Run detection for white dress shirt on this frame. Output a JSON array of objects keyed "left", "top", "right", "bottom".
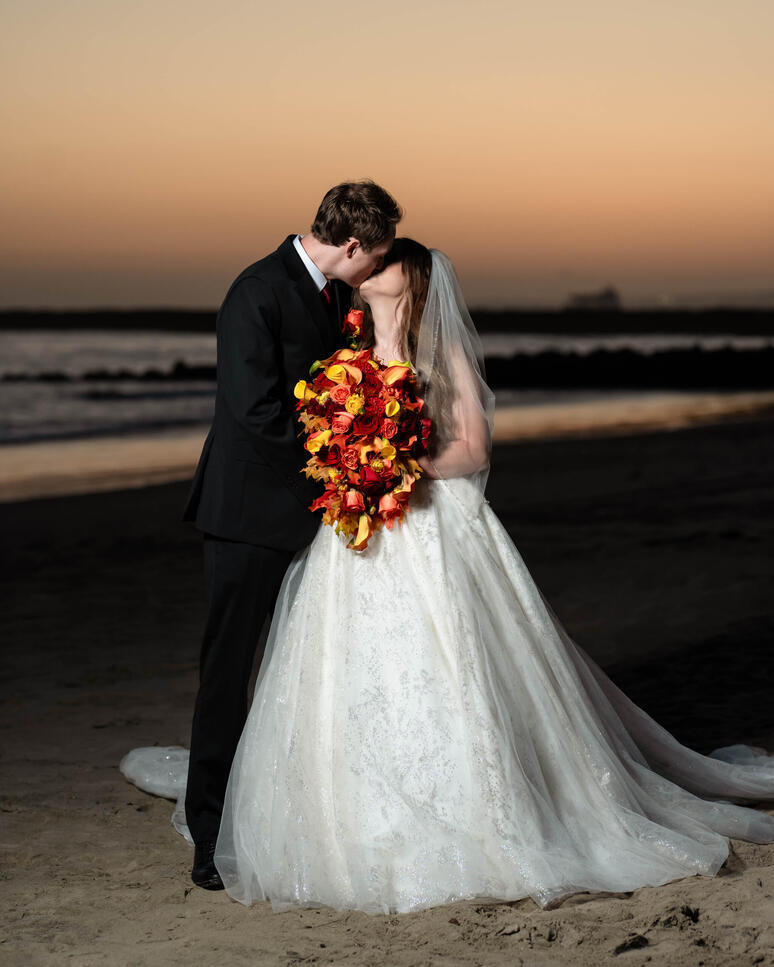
[{"left": 293, "top": 234, "right": 328, "bottom": 292}]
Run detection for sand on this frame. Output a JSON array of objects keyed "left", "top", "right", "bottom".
[
  {"left": 2, "top": 415, "right": 774, "bottom": 966},
  {"left": 3, "top": 390, "right": 774, "bottom": 503}
]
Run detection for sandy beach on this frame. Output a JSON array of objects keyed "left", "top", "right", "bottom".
[{"left": 2, "top": 414, "right": 774, "bottom": 966}]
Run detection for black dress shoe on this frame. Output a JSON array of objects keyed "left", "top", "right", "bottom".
[{"left": 191, "top": 840, "right": 225, "bottom": 891}]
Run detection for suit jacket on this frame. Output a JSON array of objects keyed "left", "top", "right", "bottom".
[{"left": 183, "top": 235, "right": 350, "bottom": 549}]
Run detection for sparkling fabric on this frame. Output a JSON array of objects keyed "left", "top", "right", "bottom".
[{"left": 210, "top": 476, "right": 774, "bottom": 914}]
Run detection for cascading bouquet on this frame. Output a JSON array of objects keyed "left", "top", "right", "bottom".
[{"left": 294, "top": 311, "right": 431, "bottom": 550}]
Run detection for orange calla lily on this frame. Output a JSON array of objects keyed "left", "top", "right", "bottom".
[
  {"left": 339, "top": 363, "right": 363, "bottom": 384},
  {"left": 352, "top": 513, "right": 372, "bottom": 550},
  {"left": 357, "top": 440, "right": 375, "bottom": 463},
  {"left": 382, "top": 363, "right": 412, "bottom": 386}
]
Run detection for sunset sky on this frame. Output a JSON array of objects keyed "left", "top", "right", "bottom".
[{"left": 2, "top": 0, "right": 773, "bottom": 309}]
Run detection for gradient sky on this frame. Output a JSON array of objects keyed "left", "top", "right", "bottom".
[{"left": 2, "top": 0, "right": 773, "bottom": 308}]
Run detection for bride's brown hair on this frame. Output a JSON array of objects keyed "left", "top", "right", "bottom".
[
  {"left": 352, "top": 237, "right": 432, "bottom": 365},
  {"left": 354, "top": 237, "right": 454, "bottom": 453}
]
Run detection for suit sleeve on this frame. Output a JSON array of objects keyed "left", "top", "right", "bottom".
[{"left": 217, "top": 276, "right": 320, "bottom": 506}]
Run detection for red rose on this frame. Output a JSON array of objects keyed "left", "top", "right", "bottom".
[
  {"left": 343, "top": 308, "right": 363, "bottom": 340},
  {"left": 358, "top": 466, "right": 384, "bottom": 496},
  {"left": 320, "top": 444, "right": 341, "bottom": 466},
  {"left": 354, "top": 412, "right": 381, "bottom": 436},
  {"left": 380, "top": 418, "right": 397, "bottom": 439},
  {"left": 342, "top": 446, "right": 360, "bottom": 470}
]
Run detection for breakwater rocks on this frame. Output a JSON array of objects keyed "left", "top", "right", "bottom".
[{"left": 4, "top": 346, "right": 774, "bottom": 390}]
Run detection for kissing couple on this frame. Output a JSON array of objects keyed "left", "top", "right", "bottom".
[{"left": 127, "top": 180, "right": 774, "bottom": 915}]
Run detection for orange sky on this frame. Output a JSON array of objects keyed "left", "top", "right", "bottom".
[{"left": 1, "top": 0, "right": 773, "bottom": 308}]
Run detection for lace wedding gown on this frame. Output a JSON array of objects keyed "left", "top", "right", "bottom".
[
  {"left": 192, "top": 472, "right": 773, "bottom": 915},
  {"left": 122, "top": 246, "right": 774, "bottom": 913}
]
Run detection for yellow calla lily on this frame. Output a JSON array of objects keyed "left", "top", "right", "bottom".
[
  {"left": 384, "top": 398, "right": 400, "bottom": 417},
  {"left": 379, "top": 441, "right": 396, "bottom": 461},
  {"left": 325, "top": 364, "right": 348, "bottom": 383},
  {"left": 294, "top": 379, "right": 317, "bottom": 402},
  {"left": 306, "top": 429, "right": 332, "bottom": 453}
]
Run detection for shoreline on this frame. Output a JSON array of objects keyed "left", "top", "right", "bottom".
[{"left": 2, "top": 389, "right": 774, "bottom": 503}]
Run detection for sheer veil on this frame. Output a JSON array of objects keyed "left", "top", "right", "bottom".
[{"left": 415, "top": 250, "right": 495, "bottom": 496}]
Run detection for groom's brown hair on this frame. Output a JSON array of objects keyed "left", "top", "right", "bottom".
[{"left": 311, "top": 181, "right": 402, "bottom": 252}]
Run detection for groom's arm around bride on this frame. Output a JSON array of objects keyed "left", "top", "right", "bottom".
[{"left": 181, "top": 181, "right": 402, "bottom": 889}]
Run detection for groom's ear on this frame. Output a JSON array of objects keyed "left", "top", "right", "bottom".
[{"left": 343, "top": 238, "right": 361, "bottom": 259}]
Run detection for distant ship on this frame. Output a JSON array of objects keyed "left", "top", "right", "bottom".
[{"left": 565, "top": 286, "right": 622, "bottom": 311}]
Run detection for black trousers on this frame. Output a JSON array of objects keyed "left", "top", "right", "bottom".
[{"left": 185, "top": 534, "right": 295, "bottom": 845}]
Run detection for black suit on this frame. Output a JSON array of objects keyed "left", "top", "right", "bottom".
[{"left": 183, "top": 235, "right": 348, "bottom": 845}]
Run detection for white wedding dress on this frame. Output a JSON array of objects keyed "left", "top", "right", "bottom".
[
  {"left": 204, "top": 474, "right": 774, "bottom": 914},
  {"left": 122, "top": 250, "right": 774, "bottom": 914}
]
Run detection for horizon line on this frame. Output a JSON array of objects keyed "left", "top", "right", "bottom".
[{"left": 1, "top": 303, "right": 774, "bottom": 315}]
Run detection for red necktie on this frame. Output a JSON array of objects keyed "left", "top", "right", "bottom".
[{"left": 321, "top": 282, "right": 332, "bottom": 305}]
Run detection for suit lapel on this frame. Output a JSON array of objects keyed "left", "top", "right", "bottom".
[{"left": 276, "top": 235, "right": 333, "bottom": 352}]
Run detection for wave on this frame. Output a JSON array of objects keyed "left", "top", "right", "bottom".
[
  {"left": 0, "top": 416, "right": 212, "bottom": 447},
  {"left": 2, "top": 362, "right": 217, "bottom": 383}
]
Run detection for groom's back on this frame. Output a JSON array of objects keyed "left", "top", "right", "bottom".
[{"left": 182, "top": 235, "right": 340, "bottom": 550}]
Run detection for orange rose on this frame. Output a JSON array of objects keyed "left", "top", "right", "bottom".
[
  {"left": 380, "top": 418, "right": 397, "bottom": 439},
  {"left": 342, "top": 446, "right": 360, "bottom": 470},
  {"left": 331, "top": 410, "right": 355, "bottom": 434},
  {"left": 343, "top": 489, "right": 365, "bottom": 513},
  {"left": 378, "top": 492, "right": 404, "bottom": 528},
  {"left": 330, "top": 384, "right": 351, "bottom": 405}
]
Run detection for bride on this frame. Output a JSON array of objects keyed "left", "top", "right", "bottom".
[{"left": 124, "top": 239, "right": 774, "bottom": 915}]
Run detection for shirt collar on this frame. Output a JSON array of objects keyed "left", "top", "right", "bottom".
[{"left": 293, "top": 234, "right": 328, "bottom": 292}]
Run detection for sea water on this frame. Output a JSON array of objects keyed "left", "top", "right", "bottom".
[{"left": 2, "top": 330, "right": 773, "bottom": 446}]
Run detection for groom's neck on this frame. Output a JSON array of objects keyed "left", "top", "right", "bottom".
[{"left": 299, "top": 233, "right": 336, "bottom": 280}]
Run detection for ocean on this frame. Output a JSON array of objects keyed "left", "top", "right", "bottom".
[{"left": 2, "top": 329, "right": 773, "bottom": 446}]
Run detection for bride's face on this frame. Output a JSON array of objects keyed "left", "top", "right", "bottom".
[{"left": 358, "top": 261, "right": 407, "bottom": 303}]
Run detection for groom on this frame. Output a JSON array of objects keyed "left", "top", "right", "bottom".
[{"left": 182, "top": 181, "right": 402, "bottom": 890}]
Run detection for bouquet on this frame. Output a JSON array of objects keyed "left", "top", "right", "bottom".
[{"left": 294, "top": 319, "right": 431, "bottom": 550}]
